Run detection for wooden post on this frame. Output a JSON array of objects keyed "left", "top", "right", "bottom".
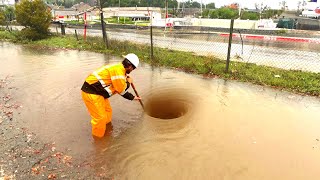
[{"left": 225, "top": 19, "right": 234, "bottom": 73}]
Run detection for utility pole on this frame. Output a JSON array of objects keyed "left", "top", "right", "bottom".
[
  {"left": 165, "top": 0, "right": 168, "bottom": 31},
  {"left": 165, "top": 0, "right": 168, "bottom": 18}
]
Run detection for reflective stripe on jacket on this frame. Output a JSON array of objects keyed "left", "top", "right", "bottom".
[{"left": 81, "top": 63, "right": 130, "bottom": 99}]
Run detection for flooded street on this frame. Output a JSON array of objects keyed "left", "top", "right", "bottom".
[{"left": 1, "top": 42, "right": 320, "bottom": 179}]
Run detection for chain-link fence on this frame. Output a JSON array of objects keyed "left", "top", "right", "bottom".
[
  {"left": 229, "top": 27, "right": 320, "bottom": 73},
  {"left": 119, "top": 24, "right": 319, "bottom": 73},
  {"left": 59, "top": 21, "right": 320, "bottom": 73}
]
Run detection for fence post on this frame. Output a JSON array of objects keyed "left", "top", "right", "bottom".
[
  {"left": 150, "top": 25, "right": 154, "bottom": 63},
  {"left": 84, "top": 12, "right": 87, "bottom": 41},
  {"left": 75, "top": 29, "right": 79, "bottom": 41},
  {"left": 98, "top": 1, "right": 108, "bottom": 49},
  {"left": 60, "top": 23, "right": 66, "bottom": 35},
  {"left": 225, "top": 18, "right": 234, "bottom": 73}
]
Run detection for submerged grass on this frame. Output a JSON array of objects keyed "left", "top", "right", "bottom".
[{"left": 1, "top": 30, "right": 319, "bottom": 97}]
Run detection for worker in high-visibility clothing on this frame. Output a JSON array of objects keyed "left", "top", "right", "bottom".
[{"left": 81, "top": 53, "right": 141, "bottom": 138}]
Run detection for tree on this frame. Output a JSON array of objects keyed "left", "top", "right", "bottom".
[
  {"left": 202, "top": 9, "right": 210, "bottom": 17},
  {"left": 302, "top": 0, "right": 307, "bottom": 7},
  {"left": 206, "top": 3, "right": 215, "bottom": 9},
  {"left": 209, "top": 7, "right": 238, "bottom": 19},
  {"left": 297, "top": 1, "right": 302, "bottom": 11},
  {"left": 209, "top": 9, "right": 219, "bottom": 18},
  {"left": 0, "top": 9, "right": 5, "bottom": 25},
  {"left": 0, "top": 6, "right": 15, "bottom": 26},
  {"left": 4, "top": 6, "right": 15, "bottom": 22},
  {"left": 15, "top": 0, "right": 52, "bottom": 40},
  {"left": 262, "top": 9, "right": 283, "bottom": 19},
  {"left": 219, "top": 7, "right": 238, "bottom": 19},
  {"left": 280, "top": 1, "right": 287, "bottom": 10},
  {"left": 241, "top": 11, "right": 259, "bottom": 20},
  {"left": 183, "top": 0, "right": 200, "bottom": 8}
]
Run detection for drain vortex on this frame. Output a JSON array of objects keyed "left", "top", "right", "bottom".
[{"left": 144, "top": 92, "right": 188, "bottom": 120}]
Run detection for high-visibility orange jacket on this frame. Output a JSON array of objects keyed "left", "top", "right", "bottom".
[{"left": 81, "top": 63, "right": 134, "bottom": 100}]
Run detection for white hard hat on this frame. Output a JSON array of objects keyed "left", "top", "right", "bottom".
[{"left": 124, "top": 53, "right": 139, "bottom": 68}]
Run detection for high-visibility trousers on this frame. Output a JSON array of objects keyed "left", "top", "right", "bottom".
[{"left": 81, "top": 91, "right": 112, "bottom": 138}]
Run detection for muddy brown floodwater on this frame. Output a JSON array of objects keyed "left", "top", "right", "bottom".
[{"left": 1, "top": 41, "right": 320, "bottom": 179}]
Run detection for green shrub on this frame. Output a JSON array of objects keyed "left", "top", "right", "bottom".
[
  {"left": 0, "top": 9, "right": 5, "bottom": 25},
  {"left": 15, "top": 0, "right": 52, "bottom": 40},
  {"left": 18, "top": 28, "right": 48, "bottom": 41},
  {"left": 275, "top": 29, "right": 287, "bottom": 35}
]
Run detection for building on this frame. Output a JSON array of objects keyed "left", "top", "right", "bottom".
[{"left": 0, "top": 0, "right": 14, "bottom": 6}]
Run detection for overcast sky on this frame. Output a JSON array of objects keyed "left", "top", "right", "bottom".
[{"left": 186, "top": 0, "right": 320, "bottom": 10}]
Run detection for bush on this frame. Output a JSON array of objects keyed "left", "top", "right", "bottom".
[
  {"left": 18, "top": 28, "right": 48, "bottom": 41},
  {"left": 15, "top": 0, "right": 52, "bottom": 40},
  {"left": 0, "top": 9, "right": 5, "bottom": 25},
  {"left": 4, "top": 6, "right": 15, "bottom": 22},
  {"left": 275, "top": 29, "right": 287, "bottom": 35}
]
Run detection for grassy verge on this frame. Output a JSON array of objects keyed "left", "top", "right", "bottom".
[{"left": 0, "top": 30, "right": 319, "bottom": 97}]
